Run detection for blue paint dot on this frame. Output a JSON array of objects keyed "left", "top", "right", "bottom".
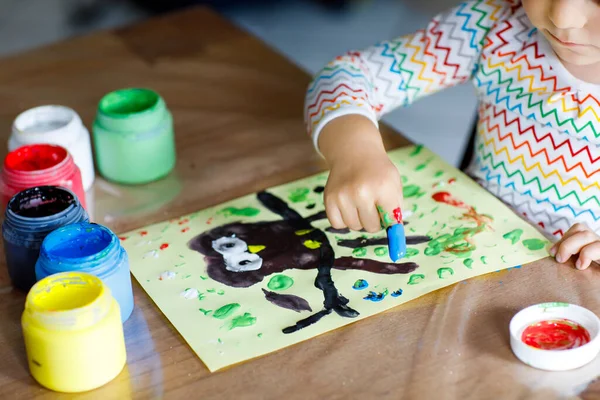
[
  {"left": 363, "top": 291, "right": 387, "bottom": 302},
  {"left": 352, "top": 279, "right": 369, "bottom": 290},
  {"left": 391, "top": 289, "right": 403, "bottom": 297}
]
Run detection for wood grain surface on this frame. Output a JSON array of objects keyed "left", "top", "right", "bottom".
[{"left": 0, "top": 7, "right": 598, "bottom": 400}]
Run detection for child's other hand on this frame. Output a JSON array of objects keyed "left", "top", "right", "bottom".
[
  {"left": 318, "top": 115, "right": 403, "bottom": 233},
  {"left": 550, "top": 223, "right": 600, "bottom": 270}
]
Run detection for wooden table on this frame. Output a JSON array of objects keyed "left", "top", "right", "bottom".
[{"left": 0, "top": 7, "right": 599, "bottom": 400}]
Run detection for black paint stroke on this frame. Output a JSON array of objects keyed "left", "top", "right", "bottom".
[
  {"left": 282, "top": 309, "right": 332, "bottom": 334},
  {"left": 262, "top": 289, "right": 312, "bottom": 313}
]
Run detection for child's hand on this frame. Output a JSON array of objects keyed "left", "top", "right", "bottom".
[
  {"left": 318, "top": 115, "right": 403, "bottom": 233},
  {"left": 550, "top": 223, "right": 600, "bottom": 270}
]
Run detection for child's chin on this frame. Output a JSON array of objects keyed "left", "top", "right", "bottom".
[{"left": 553, "top": 46, "right": 600, "bottom": 67}]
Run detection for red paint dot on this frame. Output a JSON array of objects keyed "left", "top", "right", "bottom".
[
  {"left": 160, "top": 243, "right": 169, "bottom": 250},
  {"left": 181, "top": 227, "right": 190, "bottom": 233},
  {"left": 178, "top": 219, "right": 189, "bottom": 225},
  {"left": 140, "top": 231, "right": 148, "bottom": 236},
  {"left": 119, "top": 236, "right": 127, "bottom": 241},
  {"left": 448, "top": 178, "right": 456, "bottom": 184},
  {"left": 206, "top": 217, "right": 213, "bottom": 225}
]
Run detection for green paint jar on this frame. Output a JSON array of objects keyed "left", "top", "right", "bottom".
[{"left": 93, "top": 88, "right": 176, "bottom": 184}]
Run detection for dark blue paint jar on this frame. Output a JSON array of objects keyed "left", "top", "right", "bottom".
[
  {"left": 35, "top": 222, "right": 134, "bottom": 323},
  {"left": 2, "top": 186, "right": 88, "bottom": 291}
]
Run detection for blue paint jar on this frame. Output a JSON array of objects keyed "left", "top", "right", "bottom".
[
  {"left": 2, "top": 186, "right": 88, "bottom": 291},
  {"left": 35, "top": 222, "right": 134, "bottom": 323}
]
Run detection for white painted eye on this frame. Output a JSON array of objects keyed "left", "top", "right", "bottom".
[
  {"left": 224, "top": 252, "right": 263, "bottom": 272},
  {"left": 212, "top": 236, "right": 247, "bottom": 255}
]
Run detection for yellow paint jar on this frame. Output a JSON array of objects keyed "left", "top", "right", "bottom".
[{"left": 21, "top": 272, "right": 126, "bottom": 393}]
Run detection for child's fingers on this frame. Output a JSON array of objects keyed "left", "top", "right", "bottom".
[
  {"left": 358, "top": 203, "right": 380, "bottom": 233},
  {"left": 338, "top": 196, "right": 362, "bottom": 231},
  {"left": 550, "top": 223, "right": 588, "bottom": 256},
  {"left": 576, "top": 242, "right": 600, "bottom": 270},
  {"left": 324, "top": 197, "right": 345, "bottom": 229},
  {"left": 555, "top": 230, "right": 598, "bottom": 263}
]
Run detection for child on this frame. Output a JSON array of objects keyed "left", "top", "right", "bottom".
[{"left": 304, "top": 0, "right": 600, "bottom": 269}]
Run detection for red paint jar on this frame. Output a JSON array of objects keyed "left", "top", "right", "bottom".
[{"left": 0, "top": 145, "right": 86, "bottom": 209}]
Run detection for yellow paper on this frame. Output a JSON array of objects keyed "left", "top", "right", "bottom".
[{"left": 122, "top": 145, "right": 549, "bottom": 372}]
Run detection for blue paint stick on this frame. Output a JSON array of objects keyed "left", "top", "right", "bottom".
[
  {"left": 388, "top": 207, "right": 407, "bottom": 262},
  {"left": 378, "top": 205, "right": 407, "bottom": 262},
  {"left": 387, "top": 223, "right": 407, "bottom": 262}
]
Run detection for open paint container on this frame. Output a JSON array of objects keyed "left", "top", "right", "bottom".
[{"left": 510, "top": 303, "right": 600, "bottom": 371}]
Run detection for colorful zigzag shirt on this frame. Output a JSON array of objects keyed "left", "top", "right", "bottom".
[{"left": 304, "top": 0, "right": 600, "bottom": 238}]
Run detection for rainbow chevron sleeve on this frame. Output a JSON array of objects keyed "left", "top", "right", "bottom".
[{"left": 304, "top": 0, "right": 511, "bottom": 149}]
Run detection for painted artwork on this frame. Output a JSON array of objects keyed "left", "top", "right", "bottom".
[{"left": 121, "top": 145, "right": 549, "bottom": 372}]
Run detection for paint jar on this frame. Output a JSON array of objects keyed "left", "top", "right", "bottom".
[
  {"left": 0, "top": 144, "right": 87, "bottom": 210},
  {"left": 93, "top": 88, "right": 176, "bottom": 184},
  {"left": 9, "top": 105, "right": 95, "bottom": 191},
  {"left": 2, "top": 186, "right": 89, "bottom": 291},
  {"left": 35, "top": 222, "right": 134, "bottom": 323},
  {"left": 22, "top": 272, "right": 126, "bottom": 393},
  {"left": 510, "top": 302, "right": 600, "bottom": 371}
]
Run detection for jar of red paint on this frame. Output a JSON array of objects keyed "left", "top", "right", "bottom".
[{"left": 0, "top": 144, "right": 86, "bottom": 209}]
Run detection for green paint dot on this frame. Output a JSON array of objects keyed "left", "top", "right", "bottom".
[
  {"left": 258, "top": 333, "right": 263, "bottom": 338},
  {"left": 463, "top": 258, "right": 474, "bottom": 269},
  {"left": 480, "top": 256, "right": 488, "bottom": 265},
  {"left": 403, "top": 184, "right": 422, "bottom": 198},
  {"left": 220, "top": 207, "right": 260, "bottom": 217},
  {"left": 289, "top": 188, "right": 310, "bottom": 203},
  {"left": 522, "top": 238, "right": 547, "bottom": 251},
  {"left": 207, "top": 288, "right": 216, "bottom": 293},
  {"left": 200, "top": 275, "right": 208, "bottom": 280},
  {"left": 267, "top": 275, "right": 294, "bottom": 291},
  {"left": 503, "top": 229, "right": 523, "bottom": 245},
  {"left": 213, "top": 303, "right": 240, "bottom": 319},
  {"left": 408, "top": 274, "right": 425, "bottom": 285},
  {"left": 437, "top": 267, "right": 454, "bottom": 279},
  {"left": 410, "top": 144, "right": 423, "bottom": 156},
  {"left": 405, "top": 248, "right": 419, "bottom": 258},
  {"left": 353, "top": 247, "right": 367, "bottom": 257},
  {"left": 434, "top": 170, "right": 444, "bottom": 178},
  {"left": 228, "top": 312, "right": 257, "bottom": 330},
  {"left": 217, "top": 289, "right": 225, "bottom": 295},
  {"left": 374, "top": 247, "right": 388, "bottom": 257},
  {"left": 199, "top": 308, "right": 212, "bottom": 316},
  {"left": 401, "top": 176, "right": 408, "bottom": 184}
]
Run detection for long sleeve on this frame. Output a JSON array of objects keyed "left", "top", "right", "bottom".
[{"left": 304, "top": 0, "right": 513, "bottom": 150}]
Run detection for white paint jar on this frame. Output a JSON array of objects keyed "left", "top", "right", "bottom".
[{"left": 9, "top": 105, "right": 95, "bottom": 191}]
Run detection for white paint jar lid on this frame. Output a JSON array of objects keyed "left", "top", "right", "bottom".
[
  {"left": 10, "top": 105, "right": 95, "bottom": 191},
  {"left": 509, "top": 303, "right": 600, "bottom": 371}
]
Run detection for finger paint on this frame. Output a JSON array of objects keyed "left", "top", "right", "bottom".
[
  {"left": 35, "top": 222, "right": 134, "bottom": 323},
  {"left": 10, "top": 105, "right": 95, "bottom": 191},
  {"left": 0, "top": 144, "right": 86, "bottom": 209},
  {"left": 2, "top": 186, "right": 88, "bottom": 291},
  {"left": 22, "top": 272, "right": 126, "bottom": 392},
  {"left": 522, "top": 319, "right": 591, "bottom": 350},
  {"left": 93, "top": 88, "right": 176, "bottom": 185}
]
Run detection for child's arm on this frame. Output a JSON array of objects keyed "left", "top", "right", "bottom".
[
  {"left": 305, "top": 0, "right": 513, "bottom": 232},
  {"left": 551, "top": 224, "right": 600, "bottom": 270}
]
